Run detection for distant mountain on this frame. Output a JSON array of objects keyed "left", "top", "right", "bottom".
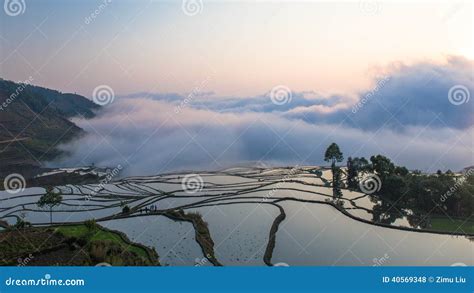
[{"left": 0, "top": 78, "right": 99, "bottom": 176}]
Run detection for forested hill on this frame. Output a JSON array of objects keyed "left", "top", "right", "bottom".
[{"left": 0, "top": 78, "right": 99, "bottom": 176}]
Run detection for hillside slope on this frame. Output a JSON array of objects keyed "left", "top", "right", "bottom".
[{"left": 0, "top": 79, "right": 99, "bottom": 176}]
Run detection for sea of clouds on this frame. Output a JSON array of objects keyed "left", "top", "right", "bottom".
[{"left": 53, "top": 56, "right": 473, "bottom": 176}]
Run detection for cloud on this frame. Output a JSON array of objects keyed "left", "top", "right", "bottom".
[
  {"left": 282, "top": 56, "right": 473, "bottom": 131},
  {"left": 52, "top": 57, "right": 473, "bottom": 175},
  {"left": 120, "top": 90, "right": 352, "bottom": 115},
  {"left": 119, "top": 56, "right": 473, "bottom": 131},
  {"left": 341, "top": 55, "right": 474, "bottom": 130}
]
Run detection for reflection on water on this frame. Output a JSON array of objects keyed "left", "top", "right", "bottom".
[
  {"left": 271, "top": 201, "right": 473, "bottom": 266},
  {"left": 102, "top": 216, "right": 207, "bottom": 266},
  {"left": 1, "top": 166, "right": 472, "bottom": 266},
  {"left": 189, "top": 204, "right": 279, "bottom": 266}
]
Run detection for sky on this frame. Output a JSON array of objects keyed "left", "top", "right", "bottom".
[
  {"left": 0, "top": 0, "right": 473, "bottom": 174},
  {"left": 1, "top": 0, "right": 472, "bottom": 97},
  {"left": 56, "top": 55, "right": 473, "bottom": 175}
]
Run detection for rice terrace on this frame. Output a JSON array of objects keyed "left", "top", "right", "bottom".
[{"left": 1, "top": 149, "right": 472, "bottom": 266}]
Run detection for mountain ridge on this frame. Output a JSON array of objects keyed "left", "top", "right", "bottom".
[{"left": 0, "top": 78, "right": 99, "bottom": 177}]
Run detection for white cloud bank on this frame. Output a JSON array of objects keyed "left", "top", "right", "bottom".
[{"left": 52, "top": 57, "right": 474, "bottom": 176}]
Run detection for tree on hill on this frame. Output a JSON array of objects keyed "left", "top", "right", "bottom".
[
  {"left": 347, "top": 157, "right": 356, "bottom": 189},
  {"left": 324, "top": 143, "right": 344, "bottom": 200},
  {"left": 347, "top": 157, "right": 370, "bottom": 190},
  {"left": 394, "top": 166, "right": 409, "bottom": 176},
  {"left": 324, "top": 143, "right": 344, "bottom": 166},
  {"left": 369, "top": 155, "right": 395, "bottom": 180},
  {"left": 37, "top": 187, "right": 63, "bottom": 225},
  {"left": 333, "top": 167, "right": 343, "bottom": 199}
]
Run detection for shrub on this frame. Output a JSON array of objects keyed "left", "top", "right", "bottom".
[
  {"left": 13, "top": 218, "right": 31, "bottom": 229},
  {"left": 84, "top": 219, "right": 97, "bottom": 230},
  {"left": 122, "top": 205, "right": 131, "bottom": 214}
]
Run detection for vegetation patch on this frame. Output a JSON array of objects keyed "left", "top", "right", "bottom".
[
  {"left": 0, "top": 222, "right": 159, "bottom": 266},
  {"left": 263, "top": 204, "right": 286, "bottom": 266},
  {"left": 165, "top": 209, "right": 222, "bottom": 266},
  {"left": 430, "top": 217, "right": 474, "bottom": 234}
]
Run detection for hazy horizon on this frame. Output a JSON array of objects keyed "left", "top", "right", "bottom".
[
  {"left": 1, "top": 0, "right": 473, "bottom": 175},
  {"left": 1, "top": 0, "right": 473, "bottom": 97}
]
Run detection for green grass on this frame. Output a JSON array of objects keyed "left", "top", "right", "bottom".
[
  {"left": 430, "top": 217, "right": 474, "bottom": 234},
  {"left": 55, "top": 225, "right": 149, "bottom": 259}
]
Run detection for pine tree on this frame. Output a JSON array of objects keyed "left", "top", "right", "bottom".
[{"left": 324, "top": 143, "right": 344, "bottom": 200}]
